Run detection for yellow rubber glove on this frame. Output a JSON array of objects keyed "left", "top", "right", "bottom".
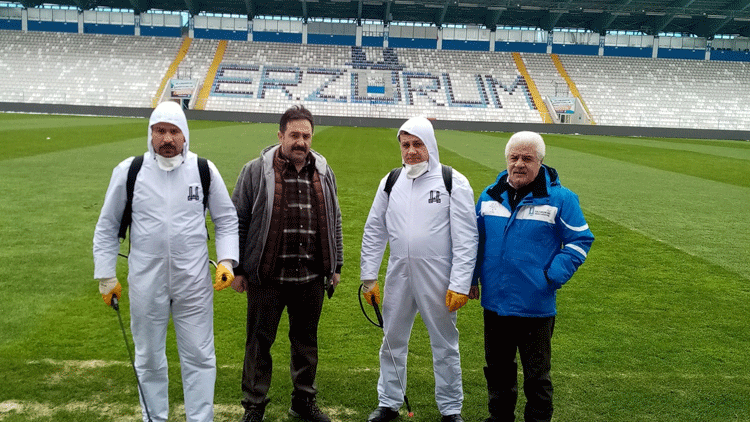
[
  {"left": 213, "top": 260, "right": 235, "bottom": 291},
  {"left": 445, "top": 289, "right": 468, "bottom": 312},
  {"left": 99, "top": 277, "right": 122, "bottom": 307},
  {"left": 362, "top": 280, "right": 381, "bottom": 305}
]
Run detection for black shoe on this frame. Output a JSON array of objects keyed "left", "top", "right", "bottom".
[
  {"left": 483, "top": 417, "right": 501, "bottom": 422},
  {"left": 441, "top": 414, "right": 464, "bottom": 422},
  {"left": 367, "top": 406, "right": 400, "bottom": 422},
  {"left": 240, "top": 406, "right": 265, "bottom": 422},
  {"left": 289, "top": 396, "right": 331, "bottom": 422}
]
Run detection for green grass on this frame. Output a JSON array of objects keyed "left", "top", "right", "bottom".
[
  {"left": 0, "top": 113, "right": 748, "bottom": 421},
  {"left": 0, "top": 113, "right": 242, "bottom": 161}
]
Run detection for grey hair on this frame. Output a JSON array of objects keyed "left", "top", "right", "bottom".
[{"left": 505, "top": 131, "right": 546, "bottom": 161}]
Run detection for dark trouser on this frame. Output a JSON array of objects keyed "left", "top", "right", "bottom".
[
  {"left": 483, "top": 310, "right": 555, "bottom": 422},
  {"left": 241, "top": 277, "right": 325, "bottom": 410}
]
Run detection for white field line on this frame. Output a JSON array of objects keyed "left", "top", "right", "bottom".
[
  {"left": 29, "top": 357, "right": 244, "bottom": 370},
  {"left": 1, "top": 360, "right": 358, "bottom": 421},
  {"left": 0, "top": 399, "right": 141, "bottom": 421},
  {"left": 1, "top": 400, "right": 356, "bottom": 422},
  {"left": 6, "top": 360, "right": 745, "bottom": 421},
  {"left": 25, "top": 358, "right": 750, "bottom": 381}
]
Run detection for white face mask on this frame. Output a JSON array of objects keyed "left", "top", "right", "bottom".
[
  {"left": 155, "top": 153, "right": 184, "bottom": 171},
  {"left": 404, "top": 161, "right": 428, "bottom": 179}
]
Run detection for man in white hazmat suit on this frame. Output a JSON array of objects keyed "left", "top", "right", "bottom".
[
  {"left": 93, "top": 100, "right": 239, "bottom": 422},
  {"left": 360, "top": 116, "right": 478, "bottom": 422}
]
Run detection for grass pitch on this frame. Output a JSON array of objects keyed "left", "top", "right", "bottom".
[{"left": 0, "top": 112, "right": 748, "bottom": 421}]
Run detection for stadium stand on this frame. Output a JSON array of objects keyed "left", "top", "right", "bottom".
[
  {"left": 521, "top": 53, "right": 570, "bottom": 100},
  {"left": 558, "top": 54, "right": 750, "bottom": 129},
  {"left": 179, "top": 38, "right": 220, "bottom": 90},
  {"left": 2, "top": 28, "right": 750, "bottom": 130},
  {"left": 0, "top": 30, "right": 179, "bottom": 107},
  {"left": 205, "top": 41, "right": 544, "bottom": 122}
]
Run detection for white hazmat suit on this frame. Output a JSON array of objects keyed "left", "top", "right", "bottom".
[
  {"left": 93, "top": 101, "right": 239, "bottom": 422},
  {"left": 360, "top": 116, "right": 478, "bottom": 416}
]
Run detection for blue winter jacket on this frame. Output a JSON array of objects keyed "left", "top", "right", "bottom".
[{"left": 473, "top": 165, "right": 594, "bottom": 317}]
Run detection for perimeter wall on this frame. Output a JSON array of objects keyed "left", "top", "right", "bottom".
[{"left": 2, "top": 102, "right": 749, "bottom": 141}]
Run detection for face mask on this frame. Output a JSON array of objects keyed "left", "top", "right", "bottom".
[
  {"left": 404, "top": 161, "right": 428, "bottom": 179},
  {"left": 155, "top": 154, "right": 184, "bottom": 171}
]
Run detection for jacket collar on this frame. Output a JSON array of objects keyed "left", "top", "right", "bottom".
[
  {"left": 274, "top": 147, "right": 316, "bottom": 173},
  {"left": 487, "top": 165, "right": 555, "bottom": 203},
  {"left": 261, "top": 144, "right": 328, "bottom": 177}
]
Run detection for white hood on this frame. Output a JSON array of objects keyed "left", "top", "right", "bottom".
[
  {"left": 397, "top": 116, "right": 440, "bottom": 174},
  {"left": 147, "top": 101, "right": 190, "bottom": 160}
]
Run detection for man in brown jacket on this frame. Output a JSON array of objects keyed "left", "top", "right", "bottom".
[{"left": 231, "top": 105, "right": 343, "bottom": 422}]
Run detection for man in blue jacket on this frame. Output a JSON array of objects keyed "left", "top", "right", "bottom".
[{"left": 470, "top": 131, "right": 594, "bottom": 422}]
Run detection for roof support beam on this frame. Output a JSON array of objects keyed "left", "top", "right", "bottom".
[
  {"left": 540, "top": 0, "right": 572, "bottom": 31},
  {"left": 704, "top": 16, "right": 733, "bottom": 37},
  {"left": 182, "top": 0, "right": 200, "bottom": 17},
  {"left": 595, "top": 0, "right": 632, "bottom": 33},
  {"left": 591, "top": 13, "right": 613, "bottom": 33},
  {"left": 651, "top": 15, "right": 677, "bottom": 34},
  {"left": 244, "top": 0, "right": 255, "bottom": 18},
  {"left": 127, "top": 0, "right": 150, "bottom": 14},
  {"left": 13, "top": 0, "right": 750, "bottom": 36},
  {"left": 485, "top": 8, "right": 504, "bottom": 31},
  {"left": 701, "top": 0, "right": 750, "bottom": 36},
  {"left": 436, "top": 0, "right": 451, "bottom": 27},
  {"left": 71, "top": 0, "right": 98, "bottom": 11},
  {"left": 651, "top": 0, "right": 697, "bottom": 34},
  {"left": 725, "top": 0, "right": 750, "bottom": 12}
]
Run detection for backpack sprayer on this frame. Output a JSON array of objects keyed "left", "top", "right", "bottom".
[
  {"left": 111, "top": 294, "right": 153, "bottom": 422},
  {"left": 358, "top": 284, "right": 414, "bottom": 418}
]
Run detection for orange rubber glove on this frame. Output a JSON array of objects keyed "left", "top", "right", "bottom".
[
  {"left": 213, "top": 260, "right": 235, "bottom": 291},
  {"left": 99, "top": 277, "right": 122, "bottom": 307},
  {"left": 362, "top": 280, "right": 381, "bottom": 306},
  {"left": 445, "top": 289, "right": 468, "bottom": 312}
]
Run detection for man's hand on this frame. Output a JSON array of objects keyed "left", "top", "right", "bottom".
[
  {"left": 213, "top": 260, "right": 235, "bottom": 291},
  {"left": 445, "top": 289, "right": 469, "bottom": 312},
  {"left": 468, "top": 285, "right": 480, "bottom": 300},
  {"left": 232, "top": 274, "right": 248, "bottom": 293},
  {"left": 99, "top": 277, "right": 122, "bottom": 307},
  {"left": 362, "top": 280, "right": 381, "bottom": 305}
]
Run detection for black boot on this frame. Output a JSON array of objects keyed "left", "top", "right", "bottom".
[
  {"left": 240, "top": 404, "right": 266, "bottom": 422},
  {"left": 289, "top": 395, "right": 331, "bottom": 422},
  {"left": 366, "top": 406, "right": 400, "bottom": 422}
]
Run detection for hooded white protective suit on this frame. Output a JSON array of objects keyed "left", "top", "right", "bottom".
[
  {"left": 93, "top": 101, "right": 239, "bottom": 422},
  {"left": 360, "top": 116, "right": 478, "bottom": 416}
]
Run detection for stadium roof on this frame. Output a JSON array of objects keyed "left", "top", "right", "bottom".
[{"left": 17, "top": 0, "right": 750, "bottom": 37}]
